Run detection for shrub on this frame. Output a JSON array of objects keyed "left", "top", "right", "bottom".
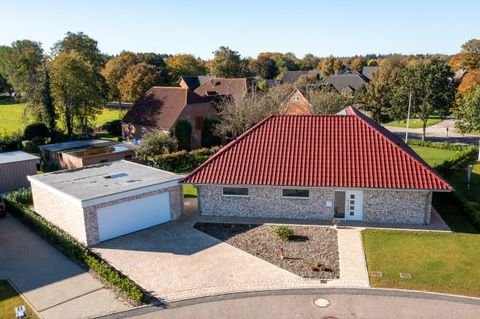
[
  {"left": 3, "top": 190, "right": 147, "bottom": 304},
  {"left": 152, "top": 146, "right": 220, "bottom": 173},
  {"left": 201, "top": 118, "right": 222, "bottom": 147},
  {"left": 272, "top": 225, "right": 293, "bottom": 241},
  {"left": 136, "top": 130, "right": 178, "bottom": 160},
  {"left": 0, "top": 133, "right": 22, "bottom": 152},
  {"left": 22, "top": 140, "right": 40, "bottom": 154},
  {"left": 104, "top": 119, "right": 122, "bottom": 136},
  {"left": 174, "top": 120, "right": 192, "bottom": 150},
  {"left": 23, "top": 122, "right": 50, "bottom": 140}
]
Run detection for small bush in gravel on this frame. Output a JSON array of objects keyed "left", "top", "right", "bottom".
[{"left": 272, "top": 225, "right": 293, "bottom": 241}]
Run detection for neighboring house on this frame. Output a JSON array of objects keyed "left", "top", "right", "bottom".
[
  {"left": 179, "top": 76, "right": 213, "bottom": 90},
  {"left": 361, "top": 66, "right": 378, "bottom": 81},
  {"left": 39, "top": 140, "right": 134, "bottom": 169},
  {"left": 325, "top": 73, "right": 368, "bottom": 95},
  {"left": 122, "top": 87, "right": 218, "bottom": 148},
  {"left": 28, "top": 161, "right": 183, "bottom": 246},
  {"left": 279, "top": 70, "right": 321, "bottom": 84},
  {"left": 184, "top": 106, "right": 452, "bottom": 225},
  {"left": 0, "top": 151, "right": 39, "bottom": 194},
  {"left": 194, "top": 78, "right": 257, "bottom": 102},
  {"left": 282, "top": 88, "right": 312, "bottom": 115}
]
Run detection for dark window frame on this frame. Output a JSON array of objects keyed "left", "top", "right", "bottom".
[
  {"left": 222, "top": 187, "right": 249, "bottom": 197},
  {"left": 282, "top": 188, "right": 310, "bottom": 199}
]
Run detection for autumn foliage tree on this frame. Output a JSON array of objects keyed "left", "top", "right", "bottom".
[
  {"left": 457, "top": 69, "right": 480, "bottom": 95},
  {"left": 118, "top": 63, "right": 165, "bottom": 102},
  {"left": 165, "top": 54, "right": 207, "bottom": 85},
  {"left": 101, "top": 51, "right": 139, "bottom": 103},
  {"left": 251, "top": 55, "right": 278, "bottom": 79}
]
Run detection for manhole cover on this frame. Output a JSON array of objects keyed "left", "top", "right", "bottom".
[{"left": 314, "top": 298, "right": 330, "bottom": 308}]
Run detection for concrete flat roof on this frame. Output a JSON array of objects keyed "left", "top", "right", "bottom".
[
  {"left": 39, "top": 140, "right": 115, "bottom": 153},
  {"left": 0, "top": 151, "right": 40, "bottom": 164},
  {"left": 28, "top": 161, "right": 181, "bottom": 201}
]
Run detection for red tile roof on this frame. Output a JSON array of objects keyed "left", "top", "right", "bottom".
[{"left": 184, "top": 107, "right": 452, "bottom": 190}]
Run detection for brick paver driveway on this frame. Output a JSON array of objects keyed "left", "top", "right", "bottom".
[{"left": 92, "top": 199, "right": 369, "bottom": 302}]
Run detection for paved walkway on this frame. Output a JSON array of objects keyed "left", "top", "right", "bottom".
[
  {"left": 0, "top": 214, "right": 131, "bottom": 319},
  {"left": 334, "top": 227, "right": 370, "bottom": 288}
]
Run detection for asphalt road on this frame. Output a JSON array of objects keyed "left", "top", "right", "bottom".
[{"left": 97, "top": 288, "right": 480, "bottom": 319}]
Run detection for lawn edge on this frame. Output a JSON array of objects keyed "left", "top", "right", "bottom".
[{"left": 2, "top": 278, "right": 42, "bottom": 319}]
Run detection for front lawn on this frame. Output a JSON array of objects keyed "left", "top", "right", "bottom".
[
  {"left": 362, "top": 230, "right": 480, "bottom": 297},
  {"left": 384, "top": 117, "right": 442, "bottom": 128},
  {"left": 183, "top": 184, "right": 198, "bottom": 198},
  {"left": 0, "top": 280, "right": 39, "bottom": 319},
  {"left": 410, "top": 145, "right": 458, "bottom": 167}
]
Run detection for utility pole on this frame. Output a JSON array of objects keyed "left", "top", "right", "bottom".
[{"left": 405, "top": 91, "right": 412, "bottom": 143}]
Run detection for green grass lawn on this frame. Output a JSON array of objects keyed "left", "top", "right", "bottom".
[
  {"left": 0, "top": 280, "right": 39, "bottom": 319},
  {"left": 362, "top": 230, "right": 480, "bottom": 298},
  {"left": 410, "top": 145, "right": 458, "bottom": 167},
  {"left": 384, "top": 117, "right": 443, "bottom": 128},
  {"left": 0, "top": 101, "right": 123, "bottom": 135},
  {"left": 183, "top": 184, "right": 198, "bottom": 198}
]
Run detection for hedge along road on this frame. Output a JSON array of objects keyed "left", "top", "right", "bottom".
[{"left": 97, "top": 288, "right": 480, "bottom": 319}]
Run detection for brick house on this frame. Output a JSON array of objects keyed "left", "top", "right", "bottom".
[
  {"left": 122, "top": 87, "right": 218, "bottom": 148},
  {"left": 193, "top": 78, "right": 257, "bottom": 102},
  {"left": 184, "top": 106, "right": 452, "bottom": 225},
  {"left": 282, "top": 88, "right": 312, "bottom": 115}
]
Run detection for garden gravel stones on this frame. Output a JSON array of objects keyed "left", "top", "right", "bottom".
[{"left": 194, "top": 223, "right": 339, "bottom": 279}]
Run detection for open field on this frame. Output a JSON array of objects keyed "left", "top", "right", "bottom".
[
  {"left": 0, "top": 102, "right": 123, "bottom": 135},
  {"left": 384, "top": 117, "right": 443, "bottom": 128},
  {"left": 410, "top": 145, "right": 458, "bottom": 167},
  {"left": 0, "top": 280, "right": 39, "bottom": 319}
]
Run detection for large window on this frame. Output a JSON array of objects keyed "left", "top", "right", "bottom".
[
  {"left": 282, "top": 189, "right": 310, "bottom": 198},
  {"left": 222, "top": 187, "right": 249, "bottom": 197}
]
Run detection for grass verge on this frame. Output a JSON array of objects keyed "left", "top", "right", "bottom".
[
  {"left": 183, "top": 184, "right": 198, "bottom": 198},
  {"left": 384, "top": 117, "right": 442, "bottom": 128},
  {"left": 0, "top": 280, "right": 39, "bottom": 319}
]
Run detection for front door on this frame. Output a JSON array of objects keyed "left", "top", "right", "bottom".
[{"left": 345, "top": 190, "right": 363, "bottom": 221}]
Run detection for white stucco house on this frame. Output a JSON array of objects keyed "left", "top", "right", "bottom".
[{"left": 183, "top": 106, "right": 452, "bottom": 225}]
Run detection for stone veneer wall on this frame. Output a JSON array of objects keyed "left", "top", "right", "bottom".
[
  {"left": 197, "top": 185, "right": 334, "bottom": 219},
  {"left": 197, "top": 185, "right": 433, "bottom": 224},
  {"left": 363, "top": 189, "right": 432, "bottom": 224},
  {"left": 31, "top": 183, "right": 88, "bottom": 244},
  {"left": 83, "top": 185, "right": 184, "bottom": 246}
]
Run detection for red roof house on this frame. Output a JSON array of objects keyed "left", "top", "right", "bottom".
[{"left": 184, "top": 106, "right": 452, "bottom": 225}]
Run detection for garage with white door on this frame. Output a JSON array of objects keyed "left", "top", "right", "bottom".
[{"left": 28, "top": 160, "right": 183, "bottom": 246}]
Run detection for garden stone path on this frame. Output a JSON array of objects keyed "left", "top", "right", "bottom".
[{"left": 330, "top": 227, "right": 370, "bottom": 288}]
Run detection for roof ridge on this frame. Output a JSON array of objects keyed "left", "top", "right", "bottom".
[
  {"left": 183, "top": 115, "right": 275, "bottom": 181},
  {"left": 349, "top": 107, "right": 450, "bottom": 189}
]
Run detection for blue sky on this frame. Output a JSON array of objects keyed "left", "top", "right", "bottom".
[{"left": 0, "top": 0, "right": 478, "bottom": 59}]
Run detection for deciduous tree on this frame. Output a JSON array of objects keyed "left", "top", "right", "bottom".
[
  {"left": 135, "top": 130, "right": 177, "bottom": 160},
  {"left": 165, "top": 54, "right": 207, "bottom": 84},
  {"left": 101, "top": 51, "right": 139, "bottom": 103},
  {"left": 299, "top": 54, "right": 320, "bottom": 71},
  {"left": 457, "top": 69, "right": 480, "bottom": 95},
  {"left": 209, "top": 46, "right": 243, "bottom": 78},
  {"left": 308, "top": 89, "right": 350, "bottom": 115},
  {"left": 318, "top": 56, "right": 335, "bottom": 77},
  {"left": 118, "top": 63, "right": 165, "bottom": 102},
  {"left": 351, "top": 57, "right": 365, "bottom": 73},
  {"left": 455, "top": 85, "right": 480, "bottom": 133},
  {"left": 52, "top": 32, "right": 105, "bottom": 69},
  {"left": 251, "top": 55, "right": 278, "bottom": 79}
]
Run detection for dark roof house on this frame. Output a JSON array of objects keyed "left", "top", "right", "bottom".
[
  {"left": 361, "top": 66, "right": 378, "bottom": 80},
  {"left": 194, "top": 78, "right": 257, "bottom": 102},
  {"left": 279, "top": 70, "right": 321, "bottom": 84},
  {"left": 325, "top": 73, "right": 368, "bottom": 94},
  {"left": 179, "top": 76, "right": 213, "bottom": 90},
  {"left": 184, "top": 106, "right": 451, "bottom": 225}
]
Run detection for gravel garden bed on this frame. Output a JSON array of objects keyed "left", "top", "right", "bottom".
[{"left": 194, "top": 223, "right": 339, "bottom": 279}]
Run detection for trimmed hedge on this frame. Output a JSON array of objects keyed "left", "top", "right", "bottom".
[
  {"left": 3, "top": 189, "right": 148, "bottom": 305},
  {"left": 152, "top": 146, "right": 220, "bottom": 173}
]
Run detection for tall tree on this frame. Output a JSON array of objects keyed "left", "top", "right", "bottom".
[
  {"left": 308, "top": 88, "right": 350, "bottom": 115},
  {"left": 52, "top": 32, "right": 105, "bottom": 69},
  {"left": 351, "top": 57, "right": 366, "bottom": 72},
  {"left": 318, "top": 56, "right": 335, "bottom": 77},
  {"left": 333, "top": 59, "right": 345, "bottom": 73},
  {"left": 457, "top": 69, "right": 480, "bottom": 95},
  {"left": 209, "top": 46, "right": 243, "bottom": 78},
  {"left": 0, "top": 40, "right": 44, "bottom": 98},
  {"left": 0, "top": 73, "right": 13, "bottom": 95},
  {"left": 299, "top": 54, "right": 320, "bottom": 71},
  {"left": 454, "top": 85, "right": 480, "bottom": 133},
  {"left": 50, "top": 52, "right": 107, "bottom": 136},
  {"left": 251, "top": 55, "right": 278, "bottom": 79},
  {"left": 165, "top": 54, "right": 207, "bottom": 84},
  {"left": 363, "top": 58, "right": 404, "bottom": 122},
  {"left": 460, "top": 39, "right": 480, "bottom": 69},
  {"left": 392, "top": 58, "right": 455, "bottom": 140},
  {"left": 101, "top": 51, "right": 139, "bottom": 103},
  {"left": 270, "top": 52, "right": 299, "bottom": 73},
  {"left": 118, "top": 63, "right": 165, "bottom": 102},
  {"left": 29, "top": 66, "right": 56, "bottom": 132}
]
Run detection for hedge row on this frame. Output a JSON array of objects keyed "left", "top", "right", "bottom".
[
  {"left": 152, "top": 146, "right": 220, "bottom": 173},
  {"left": 3, "top": 189, "right": 148, "bottom": 305},
  {"left": 407, "top": 139, "right": 469, "bottom": 151}
]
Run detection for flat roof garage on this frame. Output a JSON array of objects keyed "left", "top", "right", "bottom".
[{"left": 28, "top": 161, "right": 183, "bottom": 246}]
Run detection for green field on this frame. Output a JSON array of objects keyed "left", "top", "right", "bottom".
[
  {"left": 0, "top": 102, "right": 123, "bottom": 135},
  {"left": 0, "top": 280, "right": 39, "bottom": 319},
  {"left": 384, "top": 117, "right": 442, "bottom": 128},
  {"left": 410, "top": 145, "right": 458, "bottom": 167},
  {"left": 362, "top": 229, "right": 480, "bottom": 298}
]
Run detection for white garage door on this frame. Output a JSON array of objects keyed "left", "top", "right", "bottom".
[{"left": 97, "top": 192, "right": 171, "bottom": 242}]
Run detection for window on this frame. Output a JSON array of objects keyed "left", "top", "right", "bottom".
[
  {"left": 292, "top": 95, "right": 300, "bottom": 101},
  {"left": 100, "top": 159, "right": 109, "bottom": 163},
  {"left": 223, "top": 187, "right": 249, "bottom": 197},
  {"left": 282, "top": 189, "right": 310, "bottom": 198}
]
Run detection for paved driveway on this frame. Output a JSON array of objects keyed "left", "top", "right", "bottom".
[{"left": 0, "top": 214, "right": 130, "bottom": 319}]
